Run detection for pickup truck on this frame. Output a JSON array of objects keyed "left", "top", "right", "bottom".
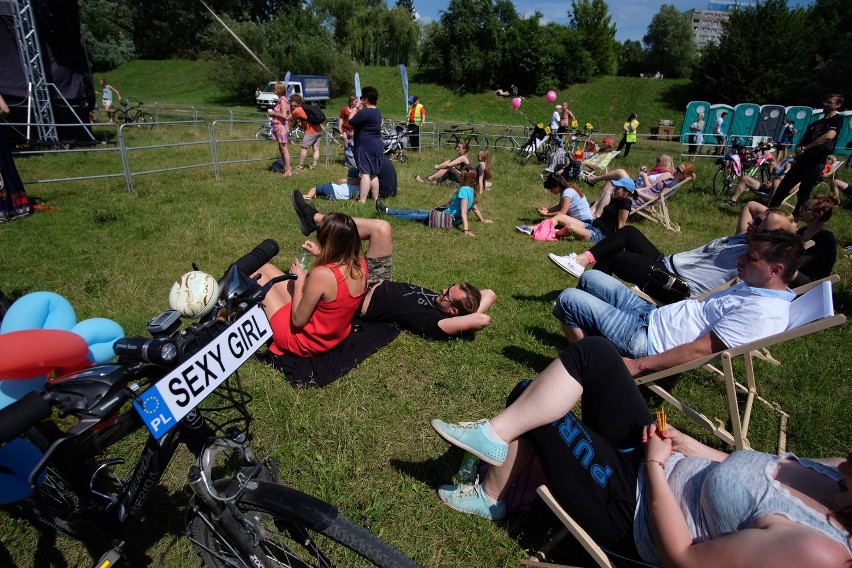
[{"left": 256, "top": 75, "right": 331, "bottom": 110}]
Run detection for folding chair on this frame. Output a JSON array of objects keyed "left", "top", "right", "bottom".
[
  {"left": 522, "top": 486, "right": 615, "bottom": 568},
  {"left": 582, "top": 151, "right": 620, "bottom": 175},
  {"left": 628, "top": 177, "right": 692, "bottom": 232},
  {"left": 634, "top": 276, "right": 844, "bottom": 453}
]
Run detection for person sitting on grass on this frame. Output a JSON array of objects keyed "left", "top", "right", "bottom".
[
  {"left": 430, "top": 337, "right": 852, "bottom": 568},
  {"left": 475, "top": 149, "right": 493, "bottom": 194},
  {"left": 377, "top": 167, "right": 493, "bottom": 238},
  {"left": 535, "top": 173, "right": 593, "bottom": 223},
  {"left": 553, "top": 229, "right": 804, "bottom": 377},
  {"left": 254, "top": 212, "right": 367, "bottom": 357},
  {"left": 416, "top": 141, "right": 471, "bottom": 184},
  {"left": 291, "top": 191, "right": 496, "bottom": 339}
]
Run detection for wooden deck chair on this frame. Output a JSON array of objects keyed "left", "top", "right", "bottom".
[
  {"left": 521, "top": 486, "right": 615, "bottom": 568},
  {"left": 582, "top": 151, "right": 620, "bottom": 175},
  {"left": 628, "top": 177, "right": 691, "bottom": 232},
  {"left": 633, "top": 276, "right": 844, "bottom": 453}
]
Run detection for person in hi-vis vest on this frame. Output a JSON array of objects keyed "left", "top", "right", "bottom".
[
  {"left": 617, "top": 112, "right": 639, "bottom": 158},
  {"left": 408, "top": 96, "right": 426, "bottom": 151}
]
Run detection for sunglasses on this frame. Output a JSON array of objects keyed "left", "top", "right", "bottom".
[{"left": 439, "top": 287, "right": 462, "bottom": 309}]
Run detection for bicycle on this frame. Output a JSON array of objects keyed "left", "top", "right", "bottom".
[
  {"left": 113, "top": 98, "right": 155, "bottom": 129},
  {"left": 514, "top": 124, "right": 559, "bottom": 166},
  {"left": 492, "top": 126, "right": 526, "bottom": 153},
  {"left": 256, "top": 120, "right": 304, "bottom": 145},
  {"left": 441, "top": 122, "right": 488, "bottom": 150},
  {"left": 0, "top": 240, "right": 419, "bottom": 568}
]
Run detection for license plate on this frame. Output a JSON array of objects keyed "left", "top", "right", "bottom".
[{"left": 134, "top": 305, "right": 272, "bottom": 439}]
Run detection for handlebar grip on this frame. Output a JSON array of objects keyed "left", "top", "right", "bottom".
[
  {"left": 232, "top": 239, "right": 280, "bottom": 277},
  {"left": 0, "top": 391, "right": 52, "bottom": 445}
]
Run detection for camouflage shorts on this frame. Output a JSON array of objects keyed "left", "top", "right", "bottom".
[{"left": 367, "top": 255, "right": 393, "bottom": 287}]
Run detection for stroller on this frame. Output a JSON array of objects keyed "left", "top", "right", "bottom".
[{"left": 382, "top": 125, "right": 410, "bottom": 163}]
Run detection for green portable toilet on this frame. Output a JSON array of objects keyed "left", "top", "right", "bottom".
[
  {"left": 680, "top": 101, "right": 711, "bottom": 143},
  {"left": 730, "top": 103, "right": 760, "bottom": 146},
  {"left": 833, "top": 111, "right": 852, "bottom": 157},
  {"left": 705, "top": 104, "right": 734, "bottom": 146},
  {"left": 785, "top": 106, "right": 812, "bottom": 147}
]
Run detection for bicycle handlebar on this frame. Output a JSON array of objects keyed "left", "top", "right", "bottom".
[{"left": 0, "top": 391, "right": 52, "bottom": 445}]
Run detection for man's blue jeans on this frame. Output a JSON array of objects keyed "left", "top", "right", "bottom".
[
  {"left": 385, "top": 208, "right": 430, "bottom": 223},
  {"left": 553, "top": 270, "right": 654, "bottom": 358}
]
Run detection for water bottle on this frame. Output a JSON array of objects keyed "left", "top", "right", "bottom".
[
  {"left": 455, "top": 451, "right": 479, "bottom": 484},
  {"left": 297, "top": 249, "right": 312, "bottom": 270}
]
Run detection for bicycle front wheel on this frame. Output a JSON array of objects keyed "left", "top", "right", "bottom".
[
  {"left": 135, "top": 112, "right": 155, "bottom": 130},
  {"left": 255, "top": 126, "right": 271, "bottom": 140},
  {"left": 515, "top": 143, "right": 534, "bottom": 166},
  {"left": 188, "top": 484, "right": 418, "bottom": 568},
  {"left": 493, "top": 136, "right": 516, "bottom": 152},
  {"left": 712, "top": 167, "right": 736, "bottom": 197}
]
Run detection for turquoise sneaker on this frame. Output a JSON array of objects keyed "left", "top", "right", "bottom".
[
  {"left": 438, "top": 482, "right": 506, "bottom": 520},
  {"left": 430, "top": 419, "right": 508, "bottom": 466}
]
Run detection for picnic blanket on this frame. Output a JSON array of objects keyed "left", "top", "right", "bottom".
[{"left": 256, "top": 319, "right": 399, "bottom": 387}]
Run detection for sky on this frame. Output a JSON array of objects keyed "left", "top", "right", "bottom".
[{"left": 410, "top": 0, "right": 813, "bottom": 43}]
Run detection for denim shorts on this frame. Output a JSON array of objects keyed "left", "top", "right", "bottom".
[{"left": 583, "top": 222, "right": 604, "bottom": 243}]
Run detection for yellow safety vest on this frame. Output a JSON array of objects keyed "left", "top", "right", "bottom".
[
  {"left": 625, "top": 120, "right": 638, "bottom": 143},
  {"left": 409, "top": 103, "right": 425, "bottom": 125}
]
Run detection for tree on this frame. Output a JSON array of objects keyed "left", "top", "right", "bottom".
[
  {"left": 416, "top": 0, "right": 501, "bottom": 92},
  {"left": 311, "top": 0, "right": 385, "bottom": 46},
  {"left": 569, "top": 0, "right": 617, "bottom": 75},
  {"left": 692, "top": 0, "right": 810, "bottom": 104},
  {"left": 497, "top": 13, "right": 557, "bottom": 94},
  {"left": 347, "top": 5, "right": 420, "bottom": 65},
  {"left": 80, "top": 0, "right": 135, "bottom": 70},
  {"left": 643, "top": 4, "right": 696, "bottom": 78},
  {"left": 617, "top": 39, "right": 645, "bottom": 77}
]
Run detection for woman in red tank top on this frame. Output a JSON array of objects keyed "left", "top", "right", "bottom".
[{"left": 255, "top": 213, "right": 368, "bottom": 357}]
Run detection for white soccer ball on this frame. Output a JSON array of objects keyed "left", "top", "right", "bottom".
[{"left": 168, "top": 271, "right": 220, "bottom": 318}]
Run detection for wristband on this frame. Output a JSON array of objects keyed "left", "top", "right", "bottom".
[{"left": 645, "top": 460, "right": 665, "bottom": 470}]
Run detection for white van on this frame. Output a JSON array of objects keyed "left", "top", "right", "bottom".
[{"left": 255, "top": 76, "right": 331, "bottom": 110}]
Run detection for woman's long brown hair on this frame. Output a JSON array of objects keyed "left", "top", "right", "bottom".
[{"left": 314, "top": 213, "right": 364, "bottom": 280}]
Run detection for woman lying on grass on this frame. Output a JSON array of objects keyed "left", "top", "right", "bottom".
[
  {"left": 431, "top": 337, "right": 852, "bottom": 568},
  {"left": 378, "top": 167, "right": 493, "bottom": 238}
]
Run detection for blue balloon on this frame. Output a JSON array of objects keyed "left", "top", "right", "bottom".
[
  {"left": 0, "top": 438, "right": 46, "bottom": 504},
  {"left": 0, "top": 291, "right": 76, "bottom": 333},
  {"left": 72, "top": 318, "right": 125, "bottom": 363}
]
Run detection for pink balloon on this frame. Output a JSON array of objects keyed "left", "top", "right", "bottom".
[
  {"left": 546, "top": 90, "right": 557, "bottom": 103},
  {"left": 511, "top": 97, "right": 522, "bottom": 109}
]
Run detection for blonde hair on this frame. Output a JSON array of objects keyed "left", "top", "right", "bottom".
[
  {"left": 274, "top": 82, "right": 286, "bottom": 97},
  {"left": 658, "top": 154, "right": 674, "bottom": 171}
]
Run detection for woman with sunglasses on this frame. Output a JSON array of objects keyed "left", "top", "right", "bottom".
[
  {"left": 416, "top": 141, "right": 471, "bottom": 184},
  {"left": 795, "top": 195, "right": 840, "bottom": 282},
  {"left": 378, "top": 167, "right": 493, "bottom": 237}
]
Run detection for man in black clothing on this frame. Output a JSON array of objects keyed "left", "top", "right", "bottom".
[{"left": 769, "top": 94, "right": 844, "bottom": 218}]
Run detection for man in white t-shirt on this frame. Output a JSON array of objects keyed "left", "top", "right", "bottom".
[{"left": 552, "top": 229, "right": 804, "bottom": 376}]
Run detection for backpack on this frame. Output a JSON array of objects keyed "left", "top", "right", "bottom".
[
  {"left": 531, "top": 219, "right": 558, "bottom": 242},
  {"left": 269, "top": 159, "right": 285, "bottom": 173},
  {"left": 303, "top": 104, "right": 326, "bottom": 125}
]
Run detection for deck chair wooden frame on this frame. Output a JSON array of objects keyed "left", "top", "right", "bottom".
[
  {"left": 634, "top": 275, "right": 844, "bottom": 453},
  {"left": 521, "top": 486, "right": 615, "bottom": 568},
  {"left": 629, "top": 178, "right": 691, "bottom": 232},
  {"left": 582, "top": 151, "right": 620, "bottom": 175}
]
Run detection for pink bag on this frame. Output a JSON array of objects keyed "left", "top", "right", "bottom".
[{"left": 531, "top": 219, "right": 558, "bottom": 242}]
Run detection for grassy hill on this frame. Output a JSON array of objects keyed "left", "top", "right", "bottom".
[{"left": 97, "top": 61, "right": 691, "bottom": 132}]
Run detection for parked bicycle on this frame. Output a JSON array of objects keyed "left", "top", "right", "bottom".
[
  {"left": 514, "top": 124, "right": 559, "bottom": 166},
  {"left": 114, "top": 98, "right": 155, "bottom": 129},
  {"left": 491, "top": 125, "right": 527, "bottom": 153},
  {"left": 441, "top": 122, "right": 488, "bottom": 150},
  {"left": 256, "top": 119, "right": 304, "bottom": 145},
  {"left": 713, "top": 143, "right": 773, "bottom": 197},
  {"left": 0, "top": 240, "right": 418, "bottom": 568}
]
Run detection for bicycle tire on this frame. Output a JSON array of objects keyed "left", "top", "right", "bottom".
[
  {"left": 113, "top": 109, "right": 129, "bottom": 125},
  {"left": 4, "top": 426, "right": 91, "bottom": 539},
  {"left": 188, "top": 487, "right": 418, "bottom": 568},
  {"left": 493, "top": 136, "right": 516, "bottom": 152},
  {"left": 712, "top": 167, "right": 736, "bottom": 197},
  {"left": 515, "top": 143, "right": 534, "bottom": 166},
  {"left": 255, "top": 126, "right": 271, "bottom": 140},
  {"left": 136, "top": 112, "right": 156, "bottom": 130}
]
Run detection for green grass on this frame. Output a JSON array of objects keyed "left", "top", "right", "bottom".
[{"left": 1, "top": 65, "right": 851, "bottom": 567}]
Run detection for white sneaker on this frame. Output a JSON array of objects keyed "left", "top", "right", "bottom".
[
  {"left": 516, "top": 225, "right": 533, "bottom": 235},
  {"left": 548, "top": 253, "right": 585, "bottom": 278}
]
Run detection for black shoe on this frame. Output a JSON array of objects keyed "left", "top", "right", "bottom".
[
  {"left": 376, "top": 199, "right": 387, "bottom": 214},
  {"left": 292, "top": 190, "right": 318, "bottom": 236}
]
